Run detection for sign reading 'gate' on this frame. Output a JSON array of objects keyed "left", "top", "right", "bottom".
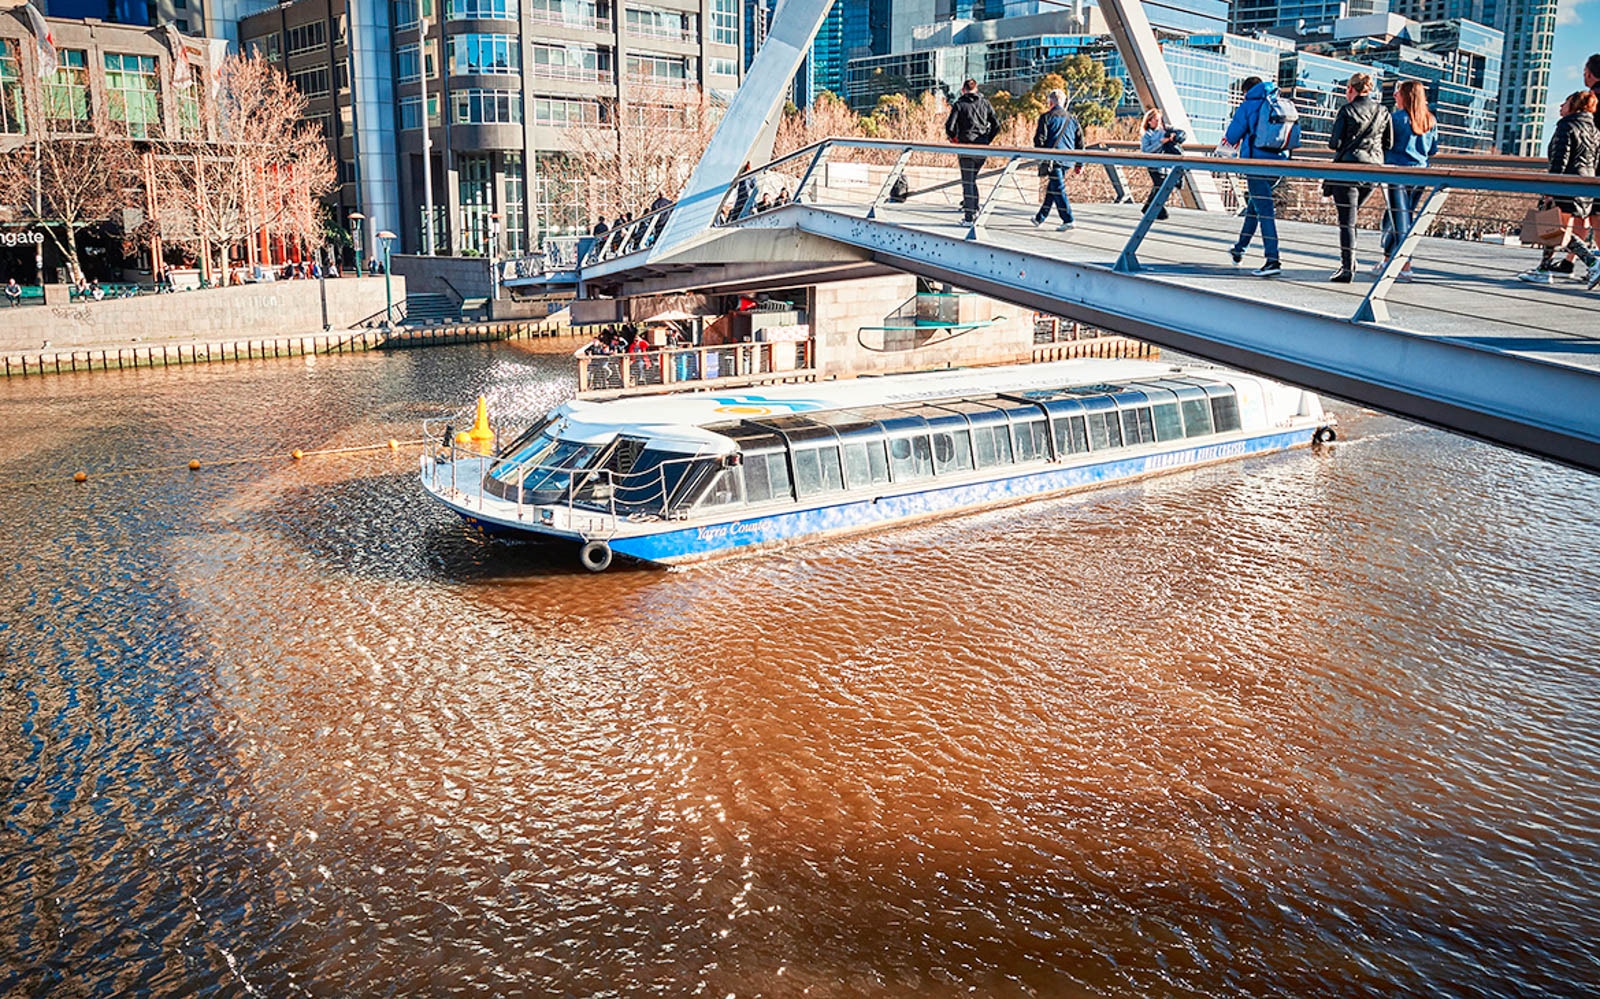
[{"left": 0, "top": 231, "right": 45, "bottom": 248}]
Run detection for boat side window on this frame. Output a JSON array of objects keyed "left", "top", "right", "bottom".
[
  {"left": 1179, "top": 396, "right": 1214, "bottom": 437},
  {"left": 972, "top": 422, "right": 1014, "bottom": 468},
  {"left": 1009, "top": 414, "right": 1049, "bottom": 462},
  {"left": 1210, "top": 390, "right": 1242, "bottom": 433},
  {"left": 842, "top": 439, "right": 890, "bottom": 489},
  {"left": 1085, "top": 411, "right": 1123, "bottom": 450},
  {"left": 741, "top": 449, "right": 794, "bottom": 505},
  {"left": 1151, "top": 402, "right": 1184, "bottom": 442},
  {"left": 1120, "top": 406, "right": 1155, "bottom": 446},
  {"left": 793, "top": 445, "right": 845, "bottom": 498},
  {"left": 887, "top": 434, "right": 934, "bottom": 482},
  {"left": 931, "top": 429, "right": 973, "bottom": 475},
  {"left": 693, "top": 466, "right": 745, "bottom": 510}
]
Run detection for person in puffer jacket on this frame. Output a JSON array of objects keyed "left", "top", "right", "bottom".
[
  {"left": 1223, "top": 76, "right": 1293, "bottom": 277},
  {"left": 1518, "top": 90, "right": 1600, "bottom": 288}
]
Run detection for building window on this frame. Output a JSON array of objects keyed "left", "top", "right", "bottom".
[
  {"left": 0, "top": 40, "right": 25, "bottom": 135},
  {"left": 530, "top": 95, "right": 600, "bottom": 125},
  {"left": 250, "top": 34, "right": 283, "bottom": 63},
  {"left": 625, "top": 5, "right": 692, "bottom": 42},
  {"left": 458, "top": 154, "right": 494, "bottom": 254},
  {"left": 626, "top": 52, "right": 690, "bottom": 86},
  {"left": 710, "top": 0, "right": 737, "bottom": 46},
  {"left": 289, "top": 67, "right": 330, "bottom": 98},
  {"left": 396, "top": 41, "right": 438, "bottom": 82},
  {"left": 104, "top": 53, "right": 161, "bottom": 138},
  {"left": 533, "top": 151, "right": 586, "bottom": 239},
  {"left": 448, "top": 34, "right": 520, "bottom": 75},
  {"left": 44, "top": 49, "right": 91, "bottom": 131},
  {"left": 504, "top": 152, "right": 527, "bottom": 254},
  {"left": 446, "top": 0, "right": 519, "bottom": 20},
  {"left": 527, "top": 0, "right": 608, "bottom": 31},
  {"left": 529, "top": 44, "right": 610, "bottom": 82},
  {"left": 287, "top": 21, "right": 327, "bottom": 56},
  {"left": 395, "top": 0, "right": 435, "bottom": 29},
  {"left": 708, "top": 56, "right": 736, "bottom": 78},
  {"left": 451, "top": 88, "right": 522, "bottom": 124},
  {"left": 399, "top": 93, "right": 441, "bottom": 128}
]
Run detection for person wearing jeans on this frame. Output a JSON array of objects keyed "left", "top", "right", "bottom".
[
  {"left": 1222, "top": 76, "right": 1298, "bottom": 277},
  {"left": 1324, "top": 73, "right": 1391, "bottom": 283},
  {"left": 1032, "top": 89, "right": 1084, "bottom": 230}
]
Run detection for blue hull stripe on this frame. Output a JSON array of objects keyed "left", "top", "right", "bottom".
[{"left": 608, "top": 429, "right": 1312, "bottom": 565}]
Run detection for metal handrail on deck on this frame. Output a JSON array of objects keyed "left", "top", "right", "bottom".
[{"left": 576, "top": 339, "right": 814, "bottom": 395}]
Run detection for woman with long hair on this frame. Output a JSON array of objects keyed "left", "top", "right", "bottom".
[
  {"left": 1518, "top": 90, "right": 1600, "bottom": 286},
  {"left": 1325, "top": 73, "right": 1392, "bottom": 282},
  {"left": 1382, "top": 80, "right": 1439, "bottom": 280}
]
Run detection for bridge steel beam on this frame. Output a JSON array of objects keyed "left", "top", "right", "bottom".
[{"left": 758, "top": 207, "right": 1600, "bottom": 474}]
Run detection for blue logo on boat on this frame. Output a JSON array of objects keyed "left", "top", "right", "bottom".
[{"left": 706, "top": 394, "right": 828, "bottom": 415}]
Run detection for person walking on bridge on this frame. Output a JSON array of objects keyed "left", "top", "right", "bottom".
[
  {"left": 1033, "top": 89, "right": 1085, "bottom": 231},
  {"left": 1324, "top": 73, "right": 1391, "bottom": 283},
  {"left": 1224, "top": 76, "right": 1300, "bottom": 277},
  {"left": 1517, "top": 90, "right": 1600, "bottom": 287},
  {"left": 945, "top": 79, "right": 1000, "bottom": 226}
]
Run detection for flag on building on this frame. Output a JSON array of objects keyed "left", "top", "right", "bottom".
[
  {"left": 164, "top": 25, "right": 194, "bottom": 89},
  {"left": 22, "top": 2, "right": 57, "bottom": 79}
]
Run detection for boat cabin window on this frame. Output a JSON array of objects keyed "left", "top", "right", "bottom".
[
  {"left": 972, "top": 421, "right": 1014, "bottom": 468},
  {"left": 693, "top": 466, "right": 745, "bottom": 511},
  {"left": 887, "top": 434, "right": 934, "bottom": 482},
  {"left": 931, "top": 428, "right": 974, "bottom": 475},
  {"left": 1085, "top": 409, "right": 1123, "bottom": 450},
  {"left": 1210, "top": 390, "right": 1242, "bottom": 433},
  {"left": 793, "top": 444, "right": 845, "bottom": 498},
  {"left": 611, "top": 447, "right": 706, "bottom": 513},
  {"left": 1174, "top": 388, "right": 1214, "bottom": 437},
  {"left": 1120, "top": 406, "right": 1155, "bottom": 446},
  {"left": 497, "top": 411, "right": 561, "bottom": 460},
  {"left": 741, "top": 448, "right": 794, "bottom": 505},
  {"left": 841, "top": 439, "right": 891, "bottom": 489}
]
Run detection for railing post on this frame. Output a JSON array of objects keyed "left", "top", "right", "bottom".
[
  {"left": 970, "top": 155, "right": 1023, "bottom": 240},
  {"left": 1114, "top": 165, "right": 1187, "bottom": 274},
  {"left": 791, "top": 142, "right": 833, "bottom": 207},
  {"left": 867, "top": 148, "right": 914, "bottom": 220},
  {"left": 1354, "top": 183, "right": 1450, "bottom": 324}
]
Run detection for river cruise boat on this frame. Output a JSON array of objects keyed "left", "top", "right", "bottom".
[{"left": 421, "top": 359, "right": 1334, "bottom": 571}]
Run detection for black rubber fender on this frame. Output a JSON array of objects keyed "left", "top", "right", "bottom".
[
  {"left": 579, "top": 540, "right": 613, "bottom": 573},
  {"left": 1313, "top": 426, "right": 1338, "bottom": 445}
]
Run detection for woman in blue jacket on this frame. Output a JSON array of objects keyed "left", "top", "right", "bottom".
[{"left": 1381, "top": 80, "right": 1439, "bottom": 280}]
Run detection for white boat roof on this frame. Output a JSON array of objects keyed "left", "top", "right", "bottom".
[{"left": 554, "top": 359, "right": 1233, "bottom": 445}]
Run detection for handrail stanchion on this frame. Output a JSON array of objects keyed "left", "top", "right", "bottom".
[
  {"left": 791, "top": 141, "right": 833, "bottom": 206},
  {"left": 1354, "top": 183, "right": 1450, "bottom": 324},
  {"left": 970, "top": 155, "right": 1022, "bottom": 240},
  {"left": 867, "top": 148, "right": 915, "bottom": 220},
  {"left": 1115, "top": 165, "right": 1188, "bottom": 274}
]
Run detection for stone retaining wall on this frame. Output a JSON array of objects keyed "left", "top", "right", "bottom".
[{"left": 0, "top": 277, "right": 400, "bottom": 353}]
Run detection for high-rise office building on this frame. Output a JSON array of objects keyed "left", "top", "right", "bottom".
[
  {"left": 1388, "top": 0, "right": 1556, "bottom": 155},
  {"left": 1232, "top": 0, "right": 1391, "bottom": 35}
]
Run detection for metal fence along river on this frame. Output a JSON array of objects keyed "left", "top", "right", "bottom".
[{"left": 1, "top": 344, "right": 1598, "bottom": 996}]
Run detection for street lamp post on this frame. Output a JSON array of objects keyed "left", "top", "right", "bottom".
[
  {"left": 488, "top": 212, "right": 501, "bottom": 304},
  {"left": 377, "top": 229, "right": 397, "bottom": 328},
  {"left": 349, "top": 211, "right": 366, "bottom": 276}
]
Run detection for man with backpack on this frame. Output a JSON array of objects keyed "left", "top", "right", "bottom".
[
  {"left": 1223, "top": 75, "right": 1301, "bottom": 277},
  {"left": 945, "top": 79, "right": 1001, "bottom": 225}
]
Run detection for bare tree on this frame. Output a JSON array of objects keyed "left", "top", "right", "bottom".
[
  {"left": 3, "top": 87, "right": 140, "bottom": 285},
  {"left": 152, "top": 53, "right": 335, "bottom": 280},
  {"left": 773, "top": 91, "right": 862, "bottom": 159},
  {"left": 556, "top": 85, "right": 720, "bottom": 232}
]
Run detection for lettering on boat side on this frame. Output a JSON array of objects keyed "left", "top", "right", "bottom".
[{"left": 695, "top": 521, "right": 762, "bottom": 542}]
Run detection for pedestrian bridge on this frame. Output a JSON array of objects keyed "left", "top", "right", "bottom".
[{"left": 519, "top": 139, "right": 1600, "bottom": 474}]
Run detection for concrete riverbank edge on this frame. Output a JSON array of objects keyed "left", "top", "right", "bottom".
[{"left": 0, "top": 320, "right": 572, "bottom": 377}]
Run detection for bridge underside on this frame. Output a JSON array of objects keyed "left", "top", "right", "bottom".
[{"left": 565, "top": 201, "right": 1600, "bottom": 473}]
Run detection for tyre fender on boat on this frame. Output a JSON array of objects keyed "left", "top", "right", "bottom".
[
  {"left": 1313, "top": 426, "right": 1337, "bottom": 445},
  {"left": 579, "top": 540, "right": 613, "bottom": 573}
]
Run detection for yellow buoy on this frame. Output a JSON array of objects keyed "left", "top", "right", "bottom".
[
  {"left": 467, "top": 396, "right": 495, "bottom": 453},
  {"left": 73, "top": 471, "right": 87, "bottom": 483},
  {"left": 188, "top": 460, "right": 201, "bottom": 471},
  {"left": 388, "top": 439, "right": 399, "bottom": 450},
  {"left": 292, "top": 448, "right": 304, "bottom": 460}
]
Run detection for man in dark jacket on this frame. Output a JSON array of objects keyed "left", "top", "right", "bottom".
[
  {"left": 1032, "top": 88, "right": 1084, "bottom": 230},
  {"left": 945, "top": 79, "right": 1000, "bottom": 224}
]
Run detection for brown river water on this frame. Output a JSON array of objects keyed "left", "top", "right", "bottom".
[{"left": 1, "top": 343, "right": 1597, "bottom": 997}]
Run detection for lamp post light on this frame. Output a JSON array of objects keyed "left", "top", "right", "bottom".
[
  {"left": 488, "top": 212, "right": 502, "bottom": 303},
  {"left": 349, "top": 211, "right": 366, "bottom": 276},
  {"left": 377, "top": 229, "right": 397, "bottom": 328}
]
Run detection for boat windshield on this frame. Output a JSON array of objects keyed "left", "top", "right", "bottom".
[{"left": 484, "top": 434, "right": 603, "bottom": 503}]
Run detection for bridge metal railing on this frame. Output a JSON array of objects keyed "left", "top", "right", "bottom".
[
  {"left": 710, "top": 137, "right": 1600, "bottom": 327},
  {"left": 576, "top": 339, "right": 815, "bottom": 396}
]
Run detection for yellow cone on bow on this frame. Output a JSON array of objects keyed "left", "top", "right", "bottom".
[{"left": 467, "top": 396, "right": 495, "bottom": 452}]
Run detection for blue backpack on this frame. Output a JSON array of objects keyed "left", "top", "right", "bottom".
[{"left": 1253, "top": 91, "right": 1300, "bottom": 154}]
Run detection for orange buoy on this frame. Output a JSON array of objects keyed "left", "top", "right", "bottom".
[
  {"left": 388, "top": 439, "right": 399, "bottom": 450},
  {"left": 188, "top": 460, "right": 201, "bottom": 471},
  {"left": 292, "top": 449, "right": 304, "bottom": 460},
  {"left": 73, "top": 471, "right": 87, "bottom": 483}
]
